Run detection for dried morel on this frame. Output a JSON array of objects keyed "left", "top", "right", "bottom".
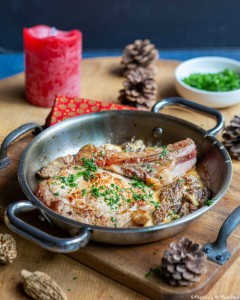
[
  {"left": 0, "top": 234, "right": 17, "bottom": 264},
  {"left": 121, "top": 39, "right": 159, "bottom": 72},
  {"left": 160, "top": 236, "right": 207, "bottom": 286},
  {"left": 21, "top": 270, "right": 68, "bottom": 300},
  {"left": 118, "top": 67, "right": 157, "bottom": 109},
  {"left": 222, "top": 115, "right": 240, "bottom": 160}
]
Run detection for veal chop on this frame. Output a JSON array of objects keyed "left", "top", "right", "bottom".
[{"left": 36, "top": 138, "right": 211, "bottom": 228}]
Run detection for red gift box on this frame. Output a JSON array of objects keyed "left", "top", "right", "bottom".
[{"left": 45, "top": 95, "right": 138, "bottom": 127}]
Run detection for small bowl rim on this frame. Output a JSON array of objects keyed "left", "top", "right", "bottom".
[{"left": 175, "top": 56, "right": 240, "bottom": 96}]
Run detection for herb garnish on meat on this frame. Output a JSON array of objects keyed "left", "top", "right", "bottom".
[
  {"left": 159, "top": 146, "right": 168, "bottom": 159},
  {"left": 52, "top": 157, "right": 98, "bottom": 188}
]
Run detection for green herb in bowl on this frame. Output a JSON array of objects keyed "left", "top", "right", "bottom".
[{"left": 182, "top": 69, "right": 240, "bottom": 92}]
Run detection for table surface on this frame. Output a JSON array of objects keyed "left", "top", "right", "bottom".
[
  {"left": 0, "top": 51, "right": 240, "bottom": 300},
  {"left": 2, "top": 48, "right": 240, "bottom": 79}
]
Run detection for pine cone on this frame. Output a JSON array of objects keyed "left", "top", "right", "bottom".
[
  {"left": 118, "top": 67, "right": 157, "bottom": 109},
  {"left": 160, "top": 237, "right": 207, "bottom": 286},
  {"left": 222, "top": 115, "right": 240, "bottom": 160},
  {"left": 121, "top": 39, "right": 159, "bottom": 72},
  {"left": 0, "top": 234, "right": 17, "bottom": 264}
]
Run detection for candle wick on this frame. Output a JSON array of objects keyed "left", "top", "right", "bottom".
[{"left": 50, "top": 27, "right": 57, "bottom": 36}]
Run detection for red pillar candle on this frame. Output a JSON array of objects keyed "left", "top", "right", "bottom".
[{"left": 23, "top": 25, "right": 82, "bottom": 107}]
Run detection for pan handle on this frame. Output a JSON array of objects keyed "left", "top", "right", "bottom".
[
  {"left": 152, "top": 97, "right": 224, "bottom": 136},
  {"left": 0, "top": 123, "right": 42, "bottom": 169},
  {"left": 202, "top": 205, "right": 240, "bottom": 265},
  {"left": 4, "top": 201, "right": 91, "bottom": 253}
]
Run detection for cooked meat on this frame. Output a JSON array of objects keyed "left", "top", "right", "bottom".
[
  {"left": 36, "top": 161, "right": 157, "bottom": 228},
  {"left": 153, "top": 175, "right": 211, "bottom": 224},
  {"left": 121, "top": 138, "right": 146, "bottom": 152},
  {"left": 75, "top": 138, "right": 197, "bottom": 189},
  {"left": 36, "top": 138, "right": 211, "bottom": 228},
  {"left": 37, "top": 155, "right": 74, "bottom": 179}
]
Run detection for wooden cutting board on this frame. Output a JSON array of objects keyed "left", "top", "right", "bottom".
[
  {"left": 0, "top": 57, "right": 240, "bottom": 299},
  {"left": 1, "top": 135, "right": 240, "bottom": 299}
]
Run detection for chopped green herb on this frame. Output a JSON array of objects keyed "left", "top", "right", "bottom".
[
  {"left": 77, "top": 169, "right": 95, "bottom": 181},
  {"left": 67, "top": 288, "right": 71, "bottom": 292},
  {"left": 183, "top": 69, "right": 240, "bottom": 92},
  {"left": 145, "top": 164, "right": 156, "bottom": 173},
  {"left": 53, "top": 192, "right": 59, "bottom": 196},
  {"left": 150, "top": 200, "right": 160, "bottom": 208},
  {"left": 205, "top": 199, "right": 214, "bottom": 206},
  {"left": 73, "top": 276, "right": 78, "bottom": 280},
  {"left": 131, "top": 177, "right": 147, "bottom": 188},
  {"left": 133, "top": 193, "right": 146, "bottom": 201},
  {"left": 111, "top": 217, "right": 116, "bottom": 222},
  {"left": 59, "top": 174, "right": 78, "bottom": 188},
  {"left": 125, "top": 198, "right": 132, "bottom": 203},
  {"left": 82, "top": 157, "right": 97, "bottom": 172},
  {"left": 100, "top": 150, "right": 106, "bottom": 156},
  {"left": 168, "top": 210, "right": 180, "bottom": 220},
  {"left": 91, "top": 186, "right": 100, "bottom": 197},
  {"left": 82, "top": 188, "right": 87, "bottom": 196},
  {"left": 159, "top": 146, "right": 168, "bottom": 159}
]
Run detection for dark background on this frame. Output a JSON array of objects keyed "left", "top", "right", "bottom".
[{"left": 1, "top": 0, "right": 240, "bottom": 52}]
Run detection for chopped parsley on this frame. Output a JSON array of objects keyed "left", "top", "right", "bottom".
[
  {"left": 131, "top": 177, "right": 147, "bottom": 188},
  {"left": 100, "top": 150, "right": 106, "bottom": 156},
  {"left": 89, "top": 184, "right": 121, "bottom": 209},
  {"left": 77, "top": 169, "right": 95, "bottom": 181},
  {"left": 145, "top": 164, "right": 156, "bottom": 173},
  {"left": 53, "top": 192, "right": 59, "bottom": 196},
  {"left": 168, "top": 210, "right": 180, "bottom": 220},
  {"left": 76, "top": 158, "right": 98, "bottom": 181},
  {"left": 52, "top": 157, "right": 98, "bottom": 189},
  {"left": 150, "top": 200, "right": 160, "bottom": 208},
  {"left": 183, "top": 69, "right": 240, "bottom": 92},
  {"left": 58, "top": 174, "right": 78, "bottom": 188},
  {"left": 159, "top": 146, "right": 168, "bottom": 159},
  {"left": 82, "top": 157, "right": 97, "bottom": 172},
  {"left": 133, "top": 193, "right": 146, "bottom": 201},
  {"left": 205, "top": 199, "right": 214, "bottom": 206},
  {"left": 111, "top": 217, "right": 116, "bottom": 223},
  {"left": 91, "top": 186, "right": 101, "bottom": 197},
  {"left": 81, "top": 188, "right": 87, "bottom": 196}
]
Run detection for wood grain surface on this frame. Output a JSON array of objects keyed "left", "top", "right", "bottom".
[{"left": 0, "top": 57, "right": 240, "bottom": 299}]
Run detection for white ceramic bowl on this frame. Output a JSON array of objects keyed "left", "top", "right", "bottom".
[{"left": 175, "top": 56, "right": 240, "bottom": 108}]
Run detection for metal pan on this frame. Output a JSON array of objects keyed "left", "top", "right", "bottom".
[{"left": 1, "top": 98, "right": 233, "bottom": 253}]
